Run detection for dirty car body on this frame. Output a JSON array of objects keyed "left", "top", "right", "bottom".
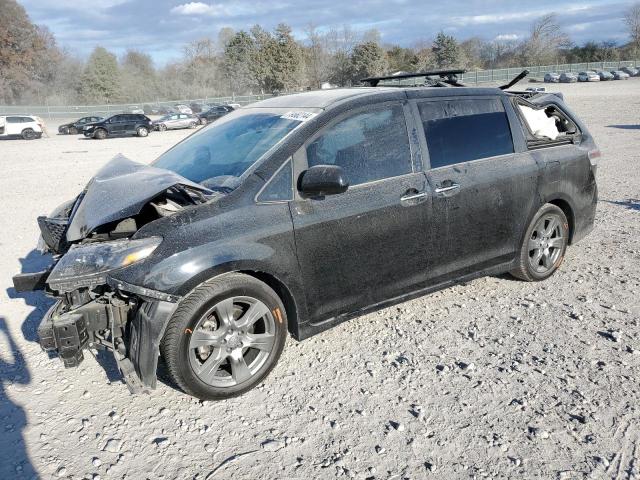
[{"left": 13, "top": 81, "right": 599, "bottom": 398}]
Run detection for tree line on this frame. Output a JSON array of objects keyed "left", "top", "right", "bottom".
[{"left": 1, "top": 0, "right": 640, "bottom": 105}]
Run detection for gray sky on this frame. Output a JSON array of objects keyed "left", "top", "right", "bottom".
[{"left": 18, "top": 0, "right": 635, "bottom": 65}]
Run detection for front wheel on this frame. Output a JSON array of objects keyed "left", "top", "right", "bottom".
[
  {"left": 161, "top": 273, "right": 287, "bottom": 400},
  {"left": 94, "top": 128, "right": 107, "bottom": 140},
  {"left": 189, "top": 121, "right": 197, "bottom": 129},
  {"left": 68, "top": 126, "right": 78, "bottom": 135},
  {"left": 137, "top": 126, "right": 149, "bottom": 137},
  {"left": 199, "top": 117, "right": 207, "bottom": 125},
  {"left": 510, "top": 203, "right": 569, "bottom": 281}
]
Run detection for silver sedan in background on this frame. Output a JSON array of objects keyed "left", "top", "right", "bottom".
[
  {"left": 578, "top": 71, "right": 600, "bottom": 82},
  {"left": 152, "top": 113, "right": 199, "bottom": 131}
]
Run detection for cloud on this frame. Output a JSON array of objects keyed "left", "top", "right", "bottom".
[
  {"left": 170, "top": 2, "right": 218, "bottom": 15},
  {"left": 494, "top": 34, "right": 520, "bottom": 41}
]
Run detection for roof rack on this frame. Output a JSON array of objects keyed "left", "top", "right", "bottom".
[{"left": 361, "top": 69, "right": 467, "bottom": 87}]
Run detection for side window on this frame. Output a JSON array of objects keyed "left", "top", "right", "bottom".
[
  {"left": 7, "top": 117, "right": 21, "bottom": 123},
  {"left": 110, "top": 115, "right": 123, "bottom": 123},
  {"left": 306, "top": 105, "right": 412, "bottom": 186},
  {"left": 256, "top": 160, "right": 293, "bottom": 203},
  {"left": 418, "top": 98, "right": 514, "bottom": 169}
]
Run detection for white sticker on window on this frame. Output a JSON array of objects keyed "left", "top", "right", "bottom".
[{"left": 281, "top": 111, "right": 317, "bottom": 122}]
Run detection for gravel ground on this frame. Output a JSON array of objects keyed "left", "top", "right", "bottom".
[{"left": 1, "top": 79, "right": 639, "bottom": 480}]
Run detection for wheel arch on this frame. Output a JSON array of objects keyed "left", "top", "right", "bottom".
[
  {"left": 238, "top": 270, "right": 300, "bottom": 339},
  {"left": 547, "top": 197, "right": 575, "bottom": 244}
]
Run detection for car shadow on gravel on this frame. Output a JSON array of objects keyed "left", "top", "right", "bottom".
[
  {"left": 601, "top": 198, "right": 640, "bottom": 212},
  {"left": 606, "top": 124, "right": 640, "bottom": 130},
  {"left": 0, "top": 317, "right": 39, "bottom": 479},
  {"left": 7, "top": 249, "right": 55, "bottom": 344}
]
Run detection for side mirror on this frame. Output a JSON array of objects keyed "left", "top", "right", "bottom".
[{"left": 298, "top": 165, "right": 349, "bottom": 197}]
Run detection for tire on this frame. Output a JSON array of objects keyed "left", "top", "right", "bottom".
[
  {"left": 137, "top": 126, "right": 149, "bottom": 137},
  {"left": 94, "top": 128, "right": 107, "bottom": 140},
  {"left": 68, "top": 126, "right": 78, "bottom": 135},
  {"left": 60, "top": 127, "right": 69, "bottom": 135},
  {"left": 21, "top": 128, "right": 36, "bottom": 140},
  {"left": 510, "top": 203, "right": 569, "bottom": 282},
  {"left": 158, "top": 124, "right": 167, "bottom": 132},
  {"left": 199, "top": 117, "right": 207, "bottom": 125},
  {"left": 189, "top": 121, "right": 197, "bottom": 129},
  {"left": 161, "top": 273, "right": 287, "bottom": 400}
]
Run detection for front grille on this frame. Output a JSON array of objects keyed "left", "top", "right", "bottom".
[{"left": 38, "top": 216, "right": 69, "bottom": 253}]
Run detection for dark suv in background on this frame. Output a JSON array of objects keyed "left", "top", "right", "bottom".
[
  {"left": 14, "top": 71, "right": 598, "bottom": 401},
  {"left": 83, "top": 114, "right": 153, "bottom": 139},
  {"left": 197, "top": 104, "right": 235, "bottom": 124}
]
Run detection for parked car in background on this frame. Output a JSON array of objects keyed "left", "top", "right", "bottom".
[
  {"left": 577, "top": 71, "right": 600, "bottom": 82},
  {"left": 82, "top": 114, "right": 153, "bottom": 139},
  {"left": 143, "top": 105, "right": 162, "bottom": 115},
  {"left": 189, "top": 103, "right": 207, "bottom": 113},
  {"left": 153, "top": 113, "right": 199, "bottom": 131},
  {"left": 58, "top": 116, "right": 103, "bottom": 135},
  {"left": 544, "top": 72, "right": 560, "bottom": 83},
  {"left": 597, "top": 70, "right": 614, "bottom": 81},
  {"left": 227, "top": 103, "right": 242, "bottom": 110},
  {"left": 128, "top": 106, "right": 145, "bottom": 114},
  {"left": 158, "top": 105, "right": 178, "bottom": 115},
  {"left": 621, "top": 66, "right": 639, "bottom": 77},
  {"left": 0, "top": 115, "right": 43, "bottom": 139},
  {"left": 610, "top": 70, "right": 630, "bottom": 80},
  {"left": 559, "top": 72, "right": 578, "bottom": 83},
  {"left": 197, "top": 104, "right": 235, "bottom": 124},
  {"left": 174, "top": 104, "right": 193, "bottom": 114},
  {"left": 526, "top": 87, "right": 546, "bottom": 93}
]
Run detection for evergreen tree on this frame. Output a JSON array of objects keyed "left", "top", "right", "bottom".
[
  {"left": 350, "top": 41, "right": 387, "bottom": 83},
  {"left": 432, "top": 32, "right": 461, "bottom": 68},
  {"left": 223, "top": 31, "right": 257, "bottom": 93},
  {"left": 80, "top": 47, "right": 120, "bottom": 103}
]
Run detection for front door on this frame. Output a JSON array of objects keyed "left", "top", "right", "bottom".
[
  {"left": 414, "top": 96, "right": 539, "bottom": 280},
  {"left": 290, "top": 103, "right": 431, "bottom": 322}
]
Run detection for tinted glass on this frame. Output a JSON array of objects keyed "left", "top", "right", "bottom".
[
  {"left": 7, "top": 117, "right": 23, "bottom": 123},
  {"left": 306, "top": 105, "right": 412, "bottom": 186},
  {"left": 257, "top": 160, "right": 293, "bottom": 202},
  {"left": 153, "top": 109, "right": 304, "bottom": 189},
  {"left": 418, "top": 98, "right": 514, "bottom": 169}
]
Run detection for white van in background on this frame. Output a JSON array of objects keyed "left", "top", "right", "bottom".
[{"left": 0, "top": 115, "right": 43, "bottom": 139}]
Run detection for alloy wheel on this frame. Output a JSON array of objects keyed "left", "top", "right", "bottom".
[
  {"left": 188, "top": 296, "right": 276, "bottom": 387},
  {"left": 528, "top": 214, "right": 564, "bottom": 274}
]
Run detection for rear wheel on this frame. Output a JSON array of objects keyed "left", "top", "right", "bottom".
[
  {"left": 161, "top": 273, "right": 287, "bottom": 400},
  {"left": 510, "top": 203, "right": 569, "bottom": 281},
  {"left": 137, "top": 126, "right": 149, "bottom": 137},
  {"left": 21, "top": 128, "right": 36, "bottom": 140},
  {"left": 94, "top": 128, "right": 107, "bottom": 140},
  {"left": 189, "top": 121, "right": 197, "bottom": 129},
  {"left": 60, "top": 127, "right": 69, "bottom": 135},
  {"left": 68, "top": 126, "right": 78, "bottom": 135},
  {"left": 158, "top": 124, "right": 167, "bottom": 132}
]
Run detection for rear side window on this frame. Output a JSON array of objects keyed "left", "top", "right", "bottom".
[
  {"left": 306, "top": 105, "right": 412, "bottom": 186},
  {"left": 7, "top": 117, "right": 23, "bottom": 123},
  {"left": 418, "top": 98, "right": 514, "bottom": 169}
]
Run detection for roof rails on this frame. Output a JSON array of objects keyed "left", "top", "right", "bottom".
[{"left": 361, "top": 69, "right": 467, "bottom": 87}]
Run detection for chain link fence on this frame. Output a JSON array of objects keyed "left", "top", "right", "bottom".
[{"left": 2, "top": 60, "right": 638, "bottom": 118}]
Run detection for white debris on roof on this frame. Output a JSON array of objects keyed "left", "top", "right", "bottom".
[{"left": 519, "top": 105, "right": 560, "bottom": 140}]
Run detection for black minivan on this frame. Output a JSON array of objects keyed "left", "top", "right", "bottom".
[
  {"left": 14, "top": 74, "right": 598, "bottom": 400},
  {"left": 83, "top": 113, "right": 153, "bottom": 139}
]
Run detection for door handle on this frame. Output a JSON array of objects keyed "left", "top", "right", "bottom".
[
  {"left": 401, "top": 191, "right": 428, "bottom": 201},
  {"left": 434, "top": 183, "right": 460, "bottom": 195}
]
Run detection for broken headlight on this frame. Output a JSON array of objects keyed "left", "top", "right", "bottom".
[{"left": 47, "top": 237, "right": 161, "bottom": 291}]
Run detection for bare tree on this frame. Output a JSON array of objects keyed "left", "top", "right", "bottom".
[
  {"left": 521, "top": 14, "right": 570, "bottom": 65},
  {"left": 624, "top": 3, "right": 640, "bottom": 58}
]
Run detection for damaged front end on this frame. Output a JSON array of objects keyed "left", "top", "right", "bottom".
[{"left": 13, "top": 156, "right": 213, "bottom": 393}]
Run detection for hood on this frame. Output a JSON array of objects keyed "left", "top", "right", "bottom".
[{"left": 66, "top": 155, "right": 211, "bottom": 241}]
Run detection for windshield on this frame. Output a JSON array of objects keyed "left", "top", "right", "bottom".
[{"left": 153, "top": 108, "right": 308, "bottom": 190}]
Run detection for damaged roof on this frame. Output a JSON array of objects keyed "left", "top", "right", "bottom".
[{"left": 253, "top": 86, "right": 506, "bottom": 110}]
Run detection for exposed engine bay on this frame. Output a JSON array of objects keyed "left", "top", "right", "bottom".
[{"left": 13, "top": 155, "right": 214, "bottom": 392}]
